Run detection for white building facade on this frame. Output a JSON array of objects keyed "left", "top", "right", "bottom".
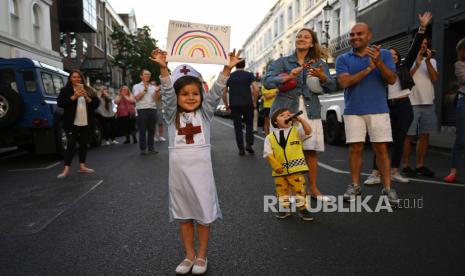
[
  {"left": 0, "top": 0, "right": 62, "bottom": 68},
  {"left": 242, "top": 0, "right": 376, "bottom": 75}
]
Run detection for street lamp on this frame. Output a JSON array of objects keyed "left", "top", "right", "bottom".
[{"left": 323, "top": 1, "right": 333, "bottom": 47}]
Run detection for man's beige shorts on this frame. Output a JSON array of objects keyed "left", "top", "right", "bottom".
[{"left": 344, "top": 113, "right": 392, "bottom": 143}]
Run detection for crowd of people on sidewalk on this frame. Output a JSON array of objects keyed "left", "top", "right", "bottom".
[{"left": 52, "top": 10, "right": 465, "bottom": 275}]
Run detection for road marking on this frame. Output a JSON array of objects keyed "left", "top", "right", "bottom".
[
  {"left": 214, "top": 118, "right": 465, "bottom": 188},
  {"left": 8, "top": 162, "right": 61, "bottom": 172},
  {"left": 36, "top": 180, "right": 104, "bottom": 233},
  {"left": 0, "top": 151, "right": 27, "bottom": 160}
]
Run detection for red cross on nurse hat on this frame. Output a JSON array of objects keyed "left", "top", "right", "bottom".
[{"left": 170, "top": 64, "right": 202, "bottom": 84}]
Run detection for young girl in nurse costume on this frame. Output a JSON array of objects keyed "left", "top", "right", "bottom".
[{"left": 150, "top": 48, "right": 242, "bottom": 275}]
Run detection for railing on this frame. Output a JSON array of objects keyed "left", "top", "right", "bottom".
[{"left": 329, "top": 32, "right": 351, "bottom": 54}]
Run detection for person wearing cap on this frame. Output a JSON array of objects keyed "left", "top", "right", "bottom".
[
  {"left": 150, "top": 48, "right": 242, "bottom": 275},
  {"left": 223, "top": 59, "right": 260, "bottom": 155},
  {"left": 133, "top": 69, "right": 158, "bottom": 154}
]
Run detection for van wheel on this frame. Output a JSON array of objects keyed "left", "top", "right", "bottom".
[
  {"left": 0, "top": 87, "right": 23, "bottom": 128},
  {"left": 325, "top": 113, "right": 344, "bottom": 145},
  {"left": 89, "top": 121, "right": 102, "bottom": 147},
  {"left": 54, "top": 117, "right": 67, "bottom": 157}
]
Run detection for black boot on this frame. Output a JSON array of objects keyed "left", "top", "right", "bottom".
[{"left": 245, "top": 144, "right": 255, "bottom": 154}]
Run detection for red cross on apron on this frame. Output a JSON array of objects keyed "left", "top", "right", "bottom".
[
  {"left": 180, "top": 66, "right": 191, "bottom": 75},
  {"left": 177, "top": 123, "right": 202, "bottom": 144}
]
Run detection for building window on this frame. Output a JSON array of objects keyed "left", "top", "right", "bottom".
[
  {"left": 60, "top": 33, "right": 68, "bottom": 57},
  {"left": 274, "top": 19, "right": 278, "bottom": 38},
  {"left": 334, "top": 9, "right": 341, "bottom": 38},
  {"left": 295, "top": 0, "right": 301, "bottom": 17},
  {"left": 317, "top": 20, "right": 323, "bottom": 42},
  {"left": 288, "top": 5, "right": 293, "bottom": 26},
  {"left": 279, "top": 13, "right": 284, "bottom": 34},
  {"left": 70, "top": 33, "right": 77, "bottom": 59},
  {"left": 9, "top": 0, "right": 19, "bottom": 35},
  {"left": 107, "top": 37, "right": 113, "bottom": 56},
  {"left": 32, "top": 4, "right": 40, "bottom": 44},
  {"left": 306, "top": 0, "right": 313, "bottom": 10},
  {"left": 83, "top": 39, "right": 88, "bottom": 56},
  {"left": 98, "top": 32, "right": 103, "bottom": 49},
  {"left": 105, "top": 10, "right": 112, "bottom": 28},
  {"left": 83, "top": 0, "right": 97, "bottom": 30},
  {"left": 97, "top": 0, "right": 103, "bottom": 19}
]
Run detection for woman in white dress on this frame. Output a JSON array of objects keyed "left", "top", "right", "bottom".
[{"left": 150, "top": 48, "right": 242, "bottom": 275}]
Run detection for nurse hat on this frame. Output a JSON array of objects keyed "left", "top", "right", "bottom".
[{"left": 171, "top": 64, "right": 202, "bottom": 84}]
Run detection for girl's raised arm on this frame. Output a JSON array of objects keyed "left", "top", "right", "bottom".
[
  {"left": 150, "top": 49, "right": 176, "bottom": 123},
  {"left": 201, "top": 49, "right": 242, "bottom": 121}
]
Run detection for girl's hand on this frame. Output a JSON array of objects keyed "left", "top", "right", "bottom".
[
  {"left": 223, "top": 48, "right": 243, "bottom": 76},
  {"left": 307, "top": 65, "right": 327, "bottom": 83},
  {"left": 149, "top": 48, "right": 168, "bottom": 69},
  {"left": 228, "top": 48, "right": 243, "bottom": 69},
  {"left": 419, "top": 11, "right": 432, "bottom": 27},
  {"left": 150, "top": 48, "right": 170, "bottom": 77}
]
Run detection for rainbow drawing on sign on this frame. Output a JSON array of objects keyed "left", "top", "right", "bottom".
[
  {"left": 170, "top": 30, "right": 228, "bottom": 60},
  {"left": 188, "top": 45, "right": 209, "bottom": 57}
]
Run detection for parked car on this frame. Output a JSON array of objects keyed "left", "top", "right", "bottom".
[
  {"left": 214, "top": 104, "right": 231, "bottom": 117},
  {"left": 0, "top": 58, "right": 102, "bottom": 156},
  {"left": 319, "top": 87, "right": 346, "bottom": 145}
]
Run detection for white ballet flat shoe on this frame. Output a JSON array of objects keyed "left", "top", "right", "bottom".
[
  {"left": 192, "top": 257, "right": 208, "bottom": 275},
  {"left": 175, "top": 257, "right": 195, "bottom": 274}
]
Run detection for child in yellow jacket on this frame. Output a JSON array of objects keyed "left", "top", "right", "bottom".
[{"left": 263, "top": 107, "right": 314, "bottom": 220}]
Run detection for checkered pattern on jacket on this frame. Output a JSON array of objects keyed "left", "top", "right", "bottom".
[{"left": 283, "top": 158, "right": 306, "bottom": 169}]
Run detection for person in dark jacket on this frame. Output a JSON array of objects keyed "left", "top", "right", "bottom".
[
  {"left": 364, "top": 12, "right": 432, "bottom": 185},
  {"left": 56, "top": 70, "right": 99, "bottom": 178}
]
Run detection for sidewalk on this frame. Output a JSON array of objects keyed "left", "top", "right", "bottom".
[{"left": 429, "top": 126, "right": 456, "bottom": 151}]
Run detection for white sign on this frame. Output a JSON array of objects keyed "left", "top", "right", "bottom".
[{"left": 166, "top": 20, "right": 231, "bottom": 65}]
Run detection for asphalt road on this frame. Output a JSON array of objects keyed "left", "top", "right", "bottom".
[{"left": 1, "top": 116, "right": 464, "bottom": 275}]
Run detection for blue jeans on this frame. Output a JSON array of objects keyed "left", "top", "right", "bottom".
[{"left": 451, "top": 95, "right": 465, "bottom": 168}]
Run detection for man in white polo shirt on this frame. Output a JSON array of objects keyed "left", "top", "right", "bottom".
[
  {"left": 402, "top": 38, "right": 439, "bottom": 177},
  {"left": 133, "top": 69, "right": 158, "bottom": 154}
]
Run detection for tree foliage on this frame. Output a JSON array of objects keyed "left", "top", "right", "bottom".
[{"left": 110, "top": 25, "right": 160, "bottom": 85}]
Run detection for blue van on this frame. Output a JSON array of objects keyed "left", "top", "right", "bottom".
[{"left": 0, "top": 58, "right": 102, "bottom": 156}]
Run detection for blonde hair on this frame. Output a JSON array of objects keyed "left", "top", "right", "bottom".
[{"left": 457, "top": 38, "right": 465, "bottom": 61}]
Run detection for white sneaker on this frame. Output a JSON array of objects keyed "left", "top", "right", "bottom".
[
  {"left": 154, "top": 136, "right": 160, "bottom": 142},
  {"left": 175, "top": 258, "right": 195, "bottom": 274},
  {"left": 105, "top": 140, "right": 110, "bottom": 146},
  {"left": 313, "top": 195, "right": 332, "bottom": 202},
  {"left": 111, "top": 140, "right": 119, "bottom": 144},
  {"left": 192, "top": 258, "right": 207, "bottom": 275},
  {"left": 391, "top": 172, "right": 409, "bottom": 183},
  {"left": 159, "top": 136, "right": 166, "bottom": 142},
  {"left": 364, "top": 174, "right": 381, "bottom": 185}
]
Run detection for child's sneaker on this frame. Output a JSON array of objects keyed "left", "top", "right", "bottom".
[
  {"left": 275, "top": 212, "right": 291, "bottom": 219},
  {"left": 298, "top": 209, "right": 314, "bottom": 221}
]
